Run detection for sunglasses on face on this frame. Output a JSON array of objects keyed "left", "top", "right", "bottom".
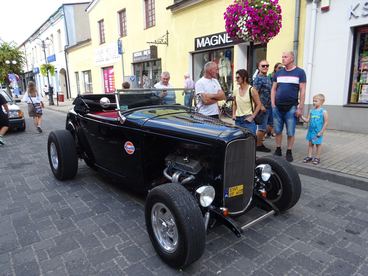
[{"left": 260, "top": 64, "right": 269, "bottom": 68}]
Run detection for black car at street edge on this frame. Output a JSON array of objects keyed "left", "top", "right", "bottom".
[
  {"left": 47, "top": 89, "right": 301, "bottom": 268},
  {"left": 0, "top": 90, "right": 26, "bottom": 131}
]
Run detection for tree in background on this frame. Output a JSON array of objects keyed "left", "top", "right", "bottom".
[{"left": 0, "top": 41, "right": 24, "bottom": 96}]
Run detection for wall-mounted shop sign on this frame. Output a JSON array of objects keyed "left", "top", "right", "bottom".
[
  {"left": 47, "top": 54, "right": 56, "bottom": 63},
  {"left": 33, "top": 67, "right": 39, "bottom": 74},
  {"left": 195, "top": 32, "right": 235, "bottom": 51},
  {"left": 95, "top": 42, "right": 120, "bottom": 66},
  {"left": 133, "top": 49, "right": 151, "bottom": 62},
  {"left": 349, "top": 1, "right": 368, "bottom": 19}
]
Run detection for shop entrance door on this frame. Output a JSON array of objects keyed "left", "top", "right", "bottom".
[{"left": 103, "top": 66, "right": 115, "bottom": 93}]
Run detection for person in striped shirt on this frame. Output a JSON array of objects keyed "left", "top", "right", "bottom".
[{"left": 271, "top": 51, "right": 306, "bottom": 162}]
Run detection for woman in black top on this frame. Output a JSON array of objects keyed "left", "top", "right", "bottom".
[{"left": 0, "top": 93, "right": 9, "bottom": 145}]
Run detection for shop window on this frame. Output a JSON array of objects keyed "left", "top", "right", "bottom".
[
  {"left": 118, "top": 9, "right": 127, "bottom": 37},
  {"left": 83, "top": 70, "right": 93, "bottom": 93},
  {"left": 350, "top": 26, "right": 368, "bottom": 104},
  {"left": 98, "top": 19, "right": 105, "bottom": 44},
  {"left": 133, "top": 59, "right": 161, "bottom": 88},
  {"left": 193, "top": 48, "right": 234, "bottom": 95},
  {"left": 144, "top": 0, "right": 155, "bottom": 29}
]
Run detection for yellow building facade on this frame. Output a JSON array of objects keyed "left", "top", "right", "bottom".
[{"left": 67, "top": 0, "right": 307, "bottom": 98}]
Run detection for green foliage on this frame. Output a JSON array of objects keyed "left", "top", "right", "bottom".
[
  {"left": 40, "top": 63, "right": 55, "bottom": 77},
  {"left": 0, "top": 41, "right": 24, "bottom": 85}
]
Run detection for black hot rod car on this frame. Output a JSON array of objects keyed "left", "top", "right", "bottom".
[{"left": 47, "top": 89, "right": 301, "bottom": 268}]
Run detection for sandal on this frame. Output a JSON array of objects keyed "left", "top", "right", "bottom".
[
  {"left": 303, "top": 156, "right": 313, "bottom": 163},
  {"left": 312, "top": 158, "right": 320, "bottom": 165}
]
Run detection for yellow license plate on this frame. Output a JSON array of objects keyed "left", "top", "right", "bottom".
[{"left": 228, "top": 185, "right": 244, "bottom": 197}]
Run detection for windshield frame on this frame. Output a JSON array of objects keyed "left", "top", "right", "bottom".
[{"left": 0, "top": 90, "right": 13, "bottom": 103}]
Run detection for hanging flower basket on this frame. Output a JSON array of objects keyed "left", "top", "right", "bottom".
[
  {"left": 224, "top": 0, "right": 282, "bottom": 44},
  {"left": 40, "top": 64, "right": 55, "bottom": 77}
]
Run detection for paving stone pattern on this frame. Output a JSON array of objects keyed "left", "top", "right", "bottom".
[{"left": 0, "top": 108, "right": 367, "bottom": 275}]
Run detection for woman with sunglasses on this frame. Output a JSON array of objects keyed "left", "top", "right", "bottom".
[{"left": 232, "top": 69, "right": 262, "bottom": 134}]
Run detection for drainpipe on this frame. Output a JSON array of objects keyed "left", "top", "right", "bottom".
[
  {"left": 63, "top": 5, "right": 72, "bottom": 99},
  {"left": 306, "top": 1, "right": 319, "bottom": 110},
  {"left": 293, "top": 0, "right": 301, "bottom": 65}
]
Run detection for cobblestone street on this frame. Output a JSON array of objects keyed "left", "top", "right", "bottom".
[{"left": 0, "top": 108, "right": 368, "bottom": 275}]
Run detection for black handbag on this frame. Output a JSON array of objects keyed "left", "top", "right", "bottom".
[{"left": 249, "top": 87, "right": 265, "bottom": 125}]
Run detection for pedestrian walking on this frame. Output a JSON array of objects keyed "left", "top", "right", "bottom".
[
  {"left": 183, "top": 73, "right": 195, "bottom": 107},
  {"left": 301, "top": 94, "right": 328, "bottom": 165},
  {"left": 271, "top": 51, "right": 306, "bottom": 162},
  {"left": 232, "top": 69, "right": 262, "bottom": 135},
  {"left": 0, "top": 93, "right": 9, "bottom": 145},
  {"left": 22, "top": 81, "right": 44, "bottom": 133},
  {"left": 254, "top": 60, "right": 272, "bottom": 152},
  {"left": 195, "top": 62, "right": 226, "bottom": 119}
]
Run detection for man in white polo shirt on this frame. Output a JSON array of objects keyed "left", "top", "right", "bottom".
[{"left": 195, "top": 62, "right": 225, "bottom": 119}]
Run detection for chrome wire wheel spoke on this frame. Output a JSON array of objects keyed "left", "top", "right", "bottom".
[
  {"left": 50, "top": 142, "right": 59, "bottom": 170},
  {"left": 151, "top": 202, "right": 178, "bottom": 253}
]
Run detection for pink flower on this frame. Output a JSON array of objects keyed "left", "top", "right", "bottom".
[{"left": 224, "top": 0, "right": 282, "bottom": 43}]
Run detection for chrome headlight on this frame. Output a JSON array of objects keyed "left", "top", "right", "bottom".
[
  {"left": 196, "top": 186, "right": 215, "bottom": 207},
  {"left": 255, "top": 164, "right": 272, "bottom": 182}
]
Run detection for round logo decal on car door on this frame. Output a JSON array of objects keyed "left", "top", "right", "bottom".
[{"left": 124, "top": 141, "right": 135, "bottom": 155}]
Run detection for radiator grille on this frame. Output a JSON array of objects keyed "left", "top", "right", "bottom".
[{"left": 223, "top": 138, "right": 256, "bottom": 214}]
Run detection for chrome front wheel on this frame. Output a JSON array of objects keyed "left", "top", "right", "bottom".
[
  {"left": 151, "top": 202, "right": 178, "bottom": 253},
  {"left": 49, "top": 142, "right": 59, "bottom": 170}
]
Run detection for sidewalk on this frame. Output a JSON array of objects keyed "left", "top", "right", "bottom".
[{"left": 44, "top": 100, "right": 368, "bottom": 190}]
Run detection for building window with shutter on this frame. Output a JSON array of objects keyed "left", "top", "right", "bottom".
[
  {"left": 98, "top": 19, "right": 105, "bottom": 44},
  {"left": 144, "top": 0, "right": 155, "bottom": 29},
  {"left": 118, "top": 9, "right": 127, "bottom": 37}
]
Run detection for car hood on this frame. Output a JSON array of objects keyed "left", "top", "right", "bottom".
[
  {"left": 127, "top": 107, "right": 248, "bottom": 141},
  {"left": 2, "top": 103, "right": 19, "bottom": 113},
  {"left": 8, "top": 104, "right": 20, "bottom": 111}
]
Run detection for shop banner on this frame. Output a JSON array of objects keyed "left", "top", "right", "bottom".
[{"left": 95, "top": 42, "right": 120, "bottom": 66}]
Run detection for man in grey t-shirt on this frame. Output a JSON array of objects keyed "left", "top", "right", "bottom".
[{"left": 195, "top": 62, "right": 225, "bottom": 119}]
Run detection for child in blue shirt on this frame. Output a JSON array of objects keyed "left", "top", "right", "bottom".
[{"left": 301, "top": 94, "right": 328, "bottom": 165}]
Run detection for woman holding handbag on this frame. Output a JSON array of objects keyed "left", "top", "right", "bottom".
[
  {"left": 232, "top": 69, "right": 262, "bottom": 135},
  {"left": 22, "top": 81, "right": 44, "bottom": 133}
]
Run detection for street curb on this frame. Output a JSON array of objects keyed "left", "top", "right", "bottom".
[
  {"left": 257, "top": 152, "right": 368, "bottom": 191},
  {"left": 292, "top": 163, "right": 368, "bottom": 192}
]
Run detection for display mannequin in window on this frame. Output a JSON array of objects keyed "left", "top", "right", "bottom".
[
  {"left": 142, "top": 71, "right": 151, "bottom": 89},
  {"left": 218, "top": 51, "right": 231, "bottom": 94},
  {"left": 199, "top": 53, "right": 209, "bottom": 78}
]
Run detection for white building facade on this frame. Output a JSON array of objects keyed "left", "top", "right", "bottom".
[
  {"left": 19, "top": 3, "right": 90, "bottom": 99},
  {"left": 304, "top": 0, "right": 368, "bottom": 133}
]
